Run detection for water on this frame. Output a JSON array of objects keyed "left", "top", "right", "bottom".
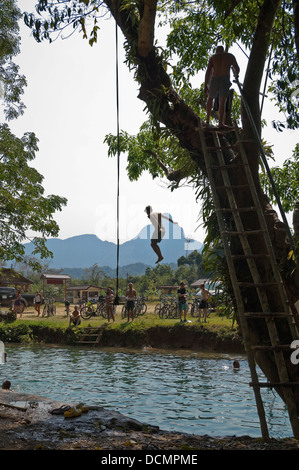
[{"left": 1, "top": 344, "right": 292, "bottom": 438}]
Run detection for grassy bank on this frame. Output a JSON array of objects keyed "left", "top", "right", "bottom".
[{"left": 0, "top": 303, "right": 244, "bottom": 353}]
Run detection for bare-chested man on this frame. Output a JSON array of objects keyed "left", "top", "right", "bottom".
[
  {"left": 145, "top": 205, "right": 178, "bottom": 264},
  {"left": 198, "top": 283, "right": 212, "bottom": 322},
  {"left": 204, "top": 45, "right": 240, "bottom": 128}
]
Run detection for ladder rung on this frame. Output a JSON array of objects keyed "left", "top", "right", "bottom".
[
  {"left": 215, "top": 184, "right": 250, "bottom": 189},
  {"left": 244, "top": 312, "right": 289, "bottom": 318},
  {"left": 237, "top": 282, "right": 278, "bottom": 287},
  {"left": 206, "top": 145, "right": 235, "bottom": 150},
  {"left": 222, "top": 229, "right": 266, "bottom": 236},
  {"left": 78, "top": 340, "right": 98, "bottom": 344},
  {"left": 209, "top": 163, "right": 247, "bottom": 169},
  {"left": 250, "top": 382, "right": 299, "bottom": 388},
  {"left": 217, "top": 207, "right": 257, "bottom": 213},
  {"left": 231, "top": 254, "right": 270, "bottom": 259},
  {"left": 251, "top": 344, "right": 292, "bottom": 351}
]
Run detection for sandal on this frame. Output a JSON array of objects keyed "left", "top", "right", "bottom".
[
  {"left": 64, "top": 406, "right": 82, "bottom": 418},
  {"left": 49, "top": 405, "right": 71, "bottom": 415}
]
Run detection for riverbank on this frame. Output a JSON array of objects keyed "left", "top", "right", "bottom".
[
  {"left": 2, "top": 305, "right": 297, "bottom": 452},
  {"left": 0, "top": 303, "right": 244, "bottom": 353},
  {"left": 0, "top": 390, "right": 298, "bottom": 451}
]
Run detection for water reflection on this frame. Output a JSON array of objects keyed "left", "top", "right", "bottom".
[{"left": 1, "top": 344, "right": 292, "bottom": 438}]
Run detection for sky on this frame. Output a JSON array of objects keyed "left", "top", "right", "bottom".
[{"left": 8, "top": 1, "right": 299, "bottom": 247}]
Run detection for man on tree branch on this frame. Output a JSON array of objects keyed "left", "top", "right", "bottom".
[{"left": 204, "top": 45, "right": 240, "bottom": 129}]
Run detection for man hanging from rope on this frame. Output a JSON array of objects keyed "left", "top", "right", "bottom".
[
  {"left": 204, "top": 45, "right": 240, "bottom": 129},
  {"left": 145, "top": 206, "right": 178, "bottom": 264}
]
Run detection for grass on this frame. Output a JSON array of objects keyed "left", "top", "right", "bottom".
[{"left": 0, "top": 302, "right": 240, "bottom": 347}]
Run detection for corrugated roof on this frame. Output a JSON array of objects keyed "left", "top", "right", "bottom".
[
  {"left": 40, "top": 273, "right": 71, "bottom": 280},
  {"left": 66, "top": 285, "right": 105, "bottom": 291}
]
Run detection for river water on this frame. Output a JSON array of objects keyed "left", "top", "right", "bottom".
[{"left": 1, "top": 344, "right": 292, "bottom": 438}]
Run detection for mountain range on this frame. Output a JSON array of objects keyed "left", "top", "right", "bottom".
[{"left": 23, "top": 216, "right": 203, "bottom": 271}]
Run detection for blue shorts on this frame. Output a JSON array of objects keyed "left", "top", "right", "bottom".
[
  {"left": 209, "top": 76, "right": 231, "bottom": 98},
  {"left": 179, "top": 302, "right": 188, "bottom": 311}
]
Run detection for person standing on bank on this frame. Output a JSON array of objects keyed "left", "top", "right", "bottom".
[
  {"left": 178, "top": 281, "right": 188, "bottom": 323},
  {"left": 13, "top": 289, "right": 23, "bottom": 318},
  {"left": 198, "top": 283, "right": 212, "bottom": 322},
  {"left": 145, "top": 205, "right": 178, "bottom": 264},
  {"left": 126, "top": 283, "right": 137, "bottom": 322},
  {"left": 105, "top": 287, "right": 115, "bottom": 322},
  {"left": 204, "top": 45, "right": 240, "bottom": 129},
  {"left": 34, "top": 291, "right": 42, "bottom": 316}
]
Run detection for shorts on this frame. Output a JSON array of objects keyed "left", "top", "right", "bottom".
[
  {"left": 208, "top": 76, "right": 231, "bottom": 98},
  {"left": 179, "top": 302, "right": 188, "bottom": 311},
  {"left": 151, "top": 228, "right": 165, "bottom": 244},
  {"left": 126, "top": 300, "right": 135, "bottom": 310},
  {"left": 199, "top": 300, "right": 208, "bottom": 309}
]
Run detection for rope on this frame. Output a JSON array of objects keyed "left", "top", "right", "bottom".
[
  {"left": 234, "top": 78, "right": 295, "bottom": 252},
  {"left": 114, "top": 20, "right": 120, "bottom": 305}
]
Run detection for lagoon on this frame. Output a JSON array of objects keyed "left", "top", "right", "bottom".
[{"left": 1, "top": 344, "right": 292, "bottom": 438}]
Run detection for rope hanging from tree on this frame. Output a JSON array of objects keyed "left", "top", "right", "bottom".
[{"left": 114, "top": 20, "right": 120, "bottom": 305}]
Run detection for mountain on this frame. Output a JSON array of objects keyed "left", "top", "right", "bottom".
[{"left": 23, "top": 216, "right": 203, "bottom": 269}]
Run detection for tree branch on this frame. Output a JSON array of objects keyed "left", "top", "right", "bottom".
[
  {"left": 294, "top": 0, "right": 299, "bottom": 62},
  {"left": 138, "top": 0, "right": 157, "bottom": 57}
]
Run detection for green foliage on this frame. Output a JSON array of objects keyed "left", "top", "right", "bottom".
[
  {"left": 0, "top": 123, "right": 67, "bottom": 266},
  {"left": 260, "top": 144, "right": 299, "bottom": 213},
  {"left": 0, "top": 0, "right": 27, "bottom": 120},
  {"left": 104, "top": 117, "right": 197, "bottom": 185},
  {"left": 0, "top": 1, "right": 67, "bottom": 266}
]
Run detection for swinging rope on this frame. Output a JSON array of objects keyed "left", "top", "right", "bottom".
[{"left": 114, "top": 20, "right": 120, "bottom": 305}]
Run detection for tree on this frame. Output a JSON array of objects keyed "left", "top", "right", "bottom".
[
  {"left": 0, "top": 0, "right": 67, "bottom": 267},
  {"left": 24, "top": 0, "right": 299, "bottom": 413}
]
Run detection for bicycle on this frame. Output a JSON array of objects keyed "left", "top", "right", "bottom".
[
  {"left": 42, "top": 298, "right": 56, "bottom": 317},
  {"left": 80, "top": 297, "right": 108, "bottom": 320}
]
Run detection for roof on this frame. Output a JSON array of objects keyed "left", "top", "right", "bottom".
[
  {"left": 157, "top": 286, "right": 181, "bottom": 290},
  {"left": 0, "top": 268, "right": 33, "bottom": 286},
  {"left": 190, "top": 279, "right": 211, "bottom": 287},
  {"left": 40, "top": 273, "right": 71, "bottom": 280},
  {"left": 66, "top": 285, "right": 105, "bottom": 291}
]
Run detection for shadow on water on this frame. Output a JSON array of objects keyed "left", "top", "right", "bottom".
[{"left": 1, "top": 344, "right": 292, "bottom": 438}]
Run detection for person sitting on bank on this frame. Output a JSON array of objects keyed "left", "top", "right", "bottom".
[{"left": 69, "top": 305, "right": 81, "bottom": 326}]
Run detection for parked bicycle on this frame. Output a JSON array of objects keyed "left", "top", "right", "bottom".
[
  {"left": 42, "top": 297, "right": 56, "bottom": 317},
  {"left": 80, "top": 297, "right": 108, "bottom": 320},
  {"left": 121, "top": 296, "right": 148, "bottom": 319}
]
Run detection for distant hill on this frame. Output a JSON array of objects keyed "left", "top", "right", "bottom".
[{"left": 23, "top": 216, "right": 203, "bottom": 270}]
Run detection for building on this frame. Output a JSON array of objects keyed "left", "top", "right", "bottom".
[
  {"left": 40, "top": 273, "right": 71, "bottom": 300},
  {"left": 66, "top": 285, "right": 106, "bottom": 304}
]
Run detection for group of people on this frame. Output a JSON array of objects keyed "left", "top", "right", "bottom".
[
  {"left": 178, "top": 282, "right": 212, "bottom": 323},
  {"left": 68, "top": 282, "right": 138, "bottom": 327}
]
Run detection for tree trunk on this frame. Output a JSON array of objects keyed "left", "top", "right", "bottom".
[{"left": 104, "top": 0, "right": 299, "bottom": 413}]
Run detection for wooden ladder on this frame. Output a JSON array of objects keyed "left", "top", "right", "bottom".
[
  {"left": 77, "top": 326, "right": 106, "bottom": 346},
  {"left": 198, "top": 121, "right": 299, "bottom": 439}
]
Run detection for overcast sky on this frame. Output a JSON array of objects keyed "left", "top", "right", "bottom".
[{"left": 8, "top": 1, "right": 299, "bottom": 246}]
